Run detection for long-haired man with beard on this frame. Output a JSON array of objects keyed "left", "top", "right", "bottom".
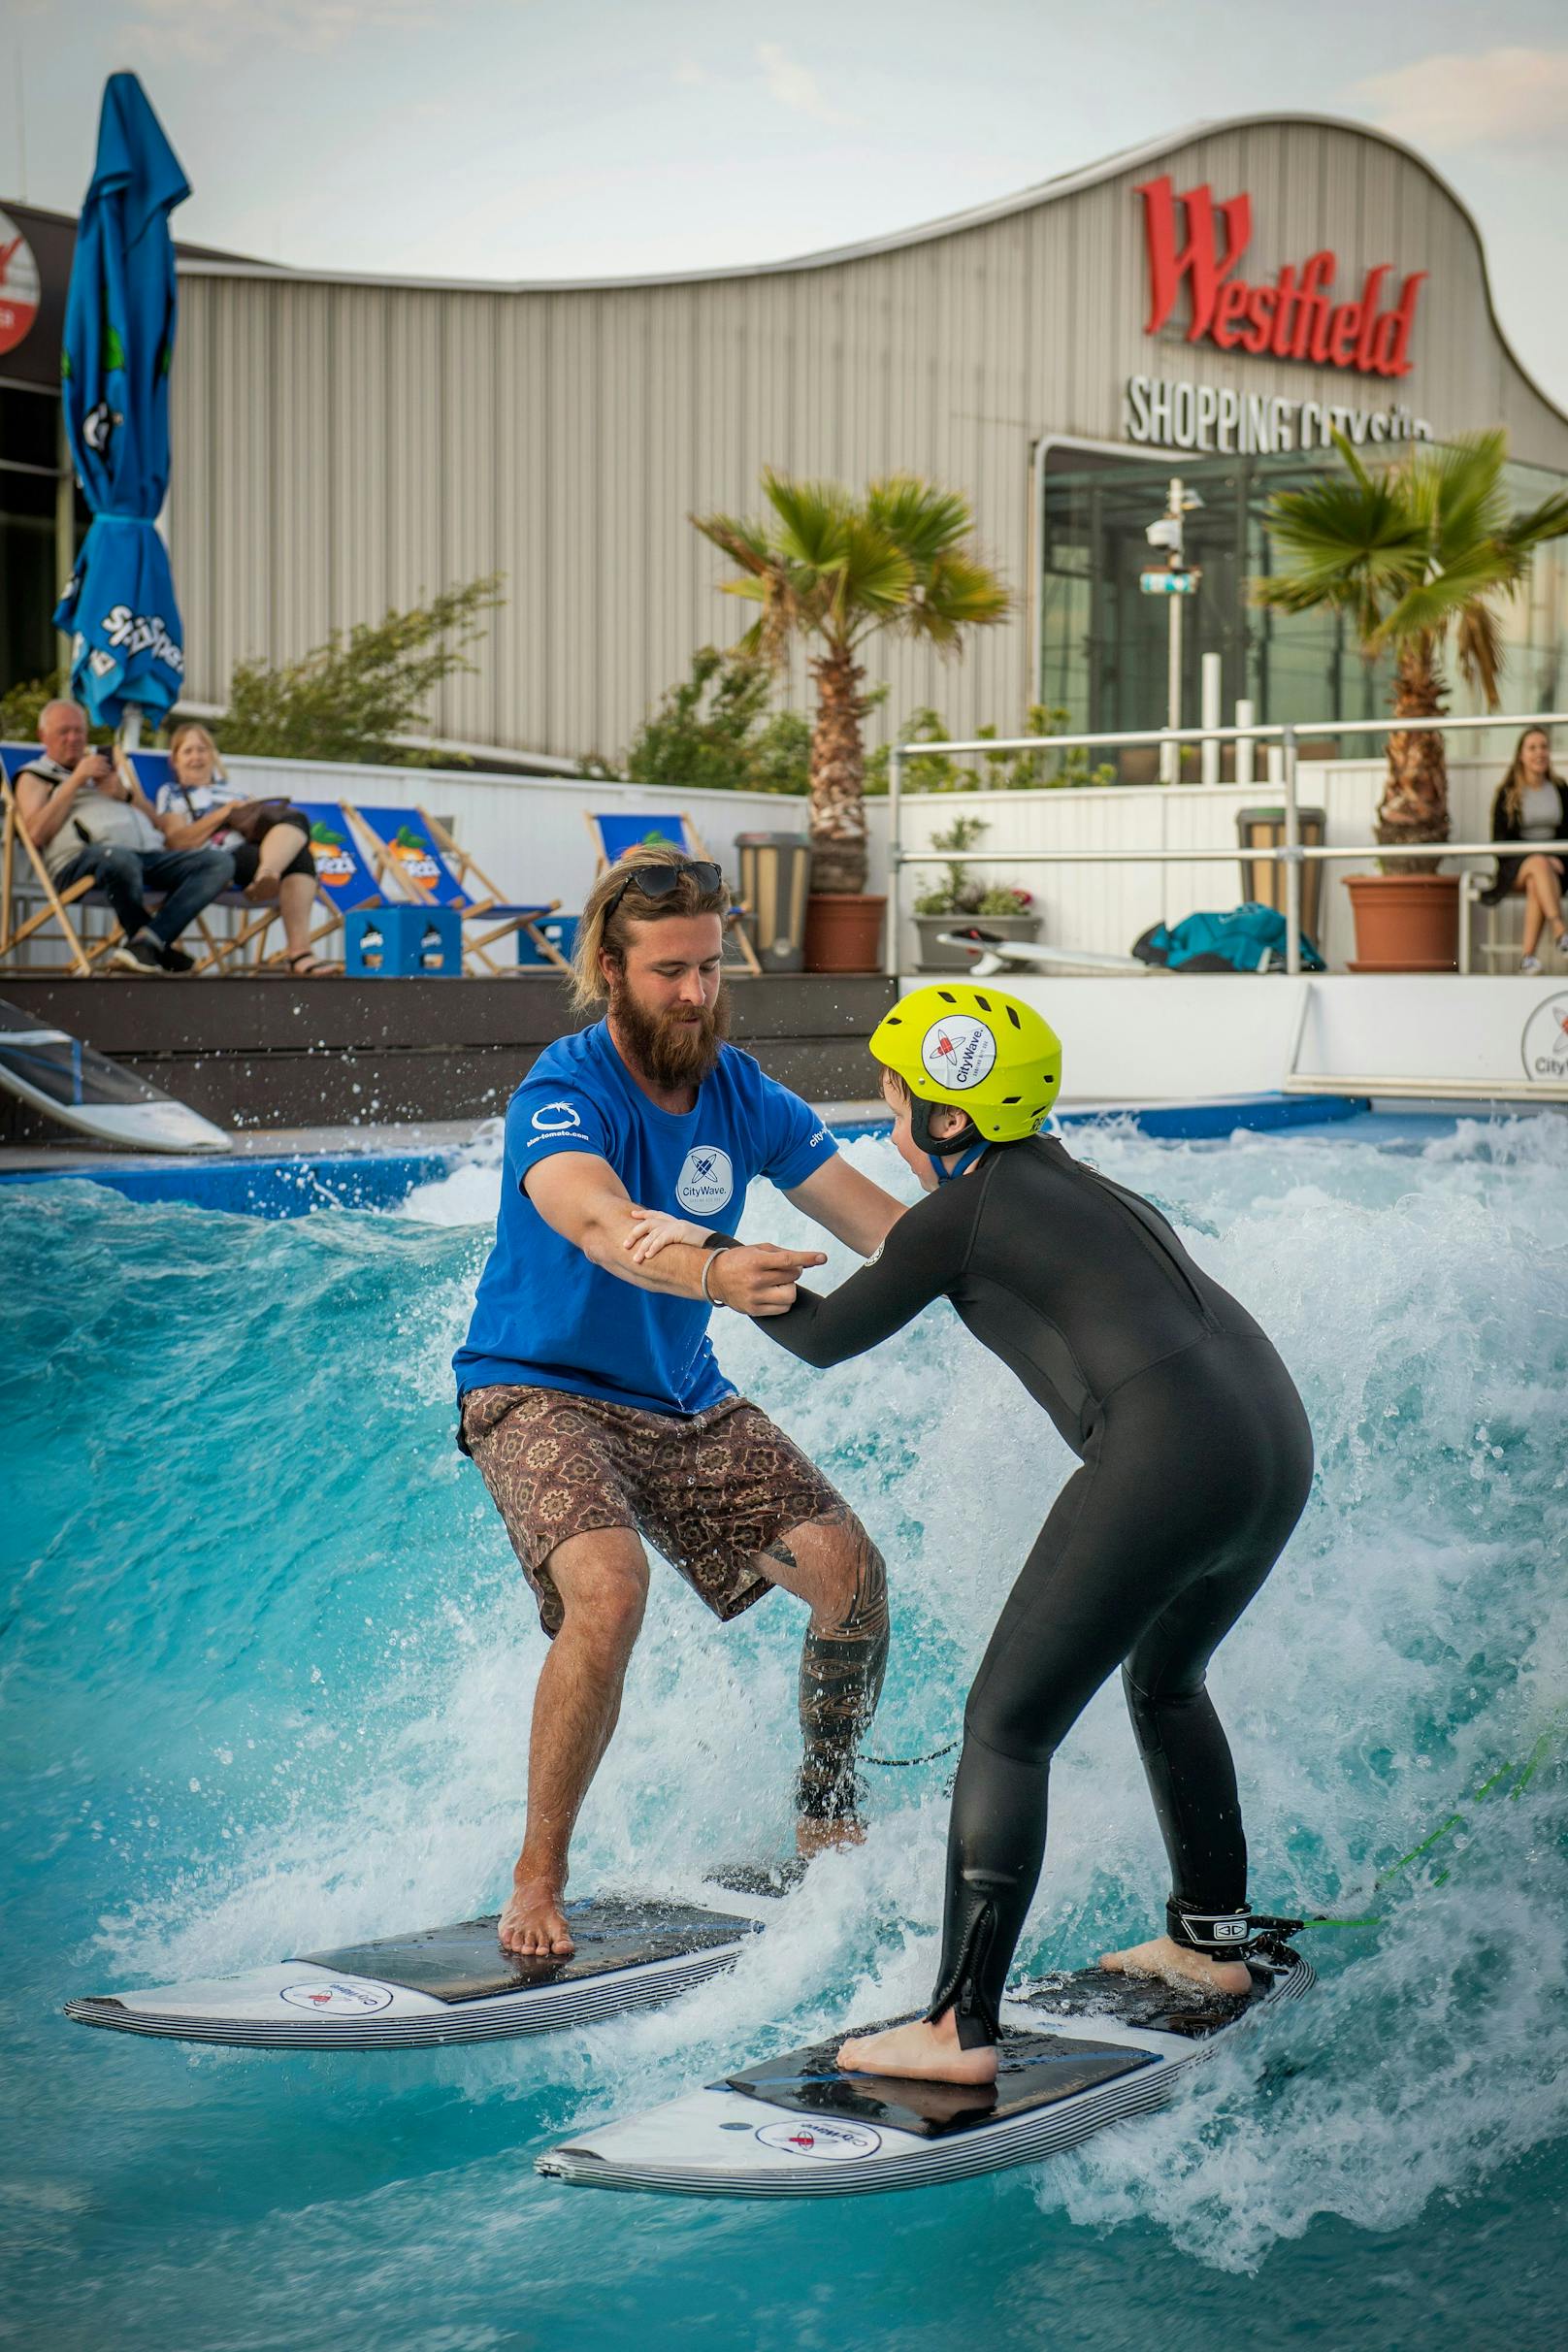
[{"left": 455, "top": 848, "right": 907, "bottom": 1956}]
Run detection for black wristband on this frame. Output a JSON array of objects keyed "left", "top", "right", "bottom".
[{"left": 702, "top": 1232, "right": 740, "bottom": 1251}]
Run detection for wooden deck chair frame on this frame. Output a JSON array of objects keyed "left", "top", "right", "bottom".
[
  {"left": 0, "top": 763, "right": 101, "bottom": 976},
  {"left": 346, "top": 804, "right": 570, "bottom": 976},
  {"left": 582, "top": 809, "right": 762, "bottom": 975}
]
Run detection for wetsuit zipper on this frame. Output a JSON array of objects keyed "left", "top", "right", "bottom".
[{"left": 1075, "top": 1165, "right": 1221, "bottom": 1333}]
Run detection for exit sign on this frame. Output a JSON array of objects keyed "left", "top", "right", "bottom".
[{"left": 1139, "top": 568, "right": 1200, "bottom": 595}]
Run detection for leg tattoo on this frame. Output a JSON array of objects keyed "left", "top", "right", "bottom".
[{"left": 771, "top": 1519, "right": 890, "bottom": 1824}]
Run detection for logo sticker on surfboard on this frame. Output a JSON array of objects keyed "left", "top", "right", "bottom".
[
  {"left": 921, "top": 1014, "right": 996, "bottom": 1091},
  {"left": 676, "top": 1146, "right": 734, "bottom": 1215},
  {"left": 754, "top": 2118, "right": 881, "bottom": 2160},
  {"left": 278, "top": 1980, "right": 394, "bottom": 2014}
]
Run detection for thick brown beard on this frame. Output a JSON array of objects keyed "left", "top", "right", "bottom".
[{"left": 608, "top": 973, "right": 730, "bottom": 1088}]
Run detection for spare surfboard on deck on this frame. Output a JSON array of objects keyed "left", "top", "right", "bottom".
[
  {"left": 536, "top": 1945, "right": 1313, "bottom": 2196},
  {"left": 0, "top": 998, "right": 231, "bottom": 1154},
  {"left": 64, "top": 1896, "right": 757, "bottom": 2049}
]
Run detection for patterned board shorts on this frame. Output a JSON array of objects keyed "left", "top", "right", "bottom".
[{"left": 459, "top": 1384, "right": 847, "bottom": 1638}]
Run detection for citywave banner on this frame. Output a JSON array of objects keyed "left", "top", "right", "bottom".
[{"left": 53, "top": 73, "right": 190, "bottom": 731}]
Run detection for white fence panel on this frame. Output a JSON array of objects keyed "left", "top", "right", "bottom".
[
  {"left": 891, "top": 758, "right": 1509, "bottom": 972},
  {"left": 0, "top": 741, "right": 1513, "bottom": 975}
]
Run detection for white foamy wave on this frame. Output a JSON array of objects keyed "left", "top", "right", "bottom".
[
  {"left": 397, "top": 1118, "right": 506, "bottom": 1226},
  {"left": 90, "top": 1114, "right": 1568, "bottom": 2271}
]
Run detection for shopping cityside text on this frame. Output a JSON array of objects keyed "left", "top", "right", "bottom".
[{"left": 1124, "top": 374, "right": 1433, "bottom": 455}]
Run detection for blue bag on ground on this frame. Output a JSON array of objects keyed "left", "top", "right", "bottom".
[{"left": 1131, "top": 903, "right": 1326, "bottom": 973}]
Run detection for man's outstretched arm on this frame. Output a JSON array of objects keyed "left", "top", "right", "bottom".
[{"left": 525, "top": 1151, "right": 824, "bottom": 1314}]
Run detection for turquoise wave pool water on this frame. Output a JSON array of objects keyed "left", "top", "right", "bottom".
[{"left": 4, "top": 1114, "right": 1566, "bottom": 2348}]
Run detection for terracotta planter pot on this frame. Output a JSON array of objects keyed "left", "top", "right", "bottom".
[
  {"left": 802, "top": 893, "right": 886, "bottom": 974},
  {"left": 1343, "top": 872, "right": 1459, "bottom": 972}
]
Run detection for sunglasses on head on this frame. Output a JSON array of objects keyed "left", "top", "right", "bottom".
[{"left": 604, "top": 859, "right": 723, "bottom": 917}]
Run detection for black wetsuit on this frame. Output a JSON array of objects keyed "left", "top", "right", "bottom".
[{"left": 760, "top": 1133, "right": 1314, "bottom": 2044}]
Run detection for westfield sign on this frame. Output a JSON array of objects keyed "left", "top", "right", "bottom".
[{"left": 1135, "top": 176, "right": 1425, "bottom": 378}]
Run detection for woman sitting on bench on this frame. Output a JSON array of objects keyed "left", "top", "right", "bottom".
[{"left": 1480, "top": 726, "right": 1568, "bottom": 975}]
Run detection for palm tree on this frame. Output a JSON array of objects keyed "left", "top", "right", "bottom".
[
  {"left": 693, "top": 472, "right": 1011, "bottom": 895},
  {"left": 1258, "top": 431, "right": 1568, "bottom": 852}
]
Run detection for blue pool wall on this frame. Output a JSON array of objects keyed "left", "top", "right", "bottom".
[{"left": 0, "top": 1093, "right": 1368, "bottom": 1220}]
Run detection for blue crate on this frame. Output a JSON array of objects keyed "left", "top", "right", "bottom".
[
  {"left": 516, "top": 914, "right": 579, "bottom": 967},
  {"left": 345, "top": 905, "right": 463, "bottom": 977}
]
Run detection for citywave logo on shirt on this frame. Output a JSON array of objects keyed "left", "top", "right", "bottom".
[
  {"left": 675, "top": 1145, "right": 735, "bottom": 1216},
  {"left": 921, "top": 1013, "right": 996, "bottom": 1091}
]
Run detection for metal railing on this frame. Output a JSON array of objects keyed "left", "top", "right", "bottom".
[{"left": 885, "top": 709, "right": 1568, "bottom": 978}]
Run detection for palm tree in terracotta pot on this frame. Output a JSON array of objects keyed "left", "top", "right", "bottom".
[
  {"left": 1258, "top": 431, "right": 1568, "bottom": 969},
  {"left": 694, "top": 472, "right": 1011, "bottom": 971}
]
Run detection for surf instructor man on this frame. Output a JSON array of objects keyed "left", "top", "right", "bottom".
[{"left": 455, "top": 847, "right": 905, "bottom": 1959}]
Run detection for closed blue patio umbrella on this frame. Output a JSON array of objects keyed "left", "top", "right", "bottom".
[{"left": 53, "top": 72, "right": 190, "bottom": 735}]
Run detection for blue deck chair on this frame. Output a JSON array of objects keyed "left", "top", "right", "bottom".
[
  {"left": 177, "top": 794, "right": 385, "bottom": 973},
  {"left": 347, "top": 802, "right": 566, "bottom": 974},
  {"left": 238, "top": 800, "right": 384, "bottom": 970},
  {"left": 1, "top": 742, "right": 105, "bottom": 974},
  {"left": 584, "top": 809, "right": 761, "bottom": 974}
]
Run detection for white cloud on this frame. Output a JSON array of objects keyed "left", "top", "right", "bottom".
[
  {"left": 671, "top": 60, "right": 707, "bottom": 88},
  {"left": 757, "top": 42, "right": 859, "bottom": 132},
  {"left": 1351, "top": 47, "right": 1568, "bottom": 151}
]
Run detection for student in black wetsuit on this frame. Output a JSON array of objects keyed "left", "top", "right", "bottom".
[{"left": 628, "top": 982, "right": 1315, "bottom": 2087}]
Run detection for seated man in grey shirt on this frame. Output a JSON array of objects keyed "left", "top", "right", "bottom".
[{"left": 14, "top": 700, "right": 235, "bottom": 974}]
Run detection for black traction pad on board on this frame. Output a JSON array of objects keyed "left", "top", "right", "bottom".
[
  {"left": 294, "top": 1898, "right": 752, "bottom": 2004},
  {"left": 1018, "top": 1960, "right": 1270, "bottom": 2042},
  {"left": 723, "top": 2017, "right": 1159, "bottom": 2140},
  {"left": 703, "top": 1856, "right": 810, "bottom": 1899}
]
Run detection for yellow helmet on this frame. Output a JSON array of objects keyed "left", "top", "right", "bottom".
[{"left": 869, "top": 983, "right": 1062, "bottom": 1143}]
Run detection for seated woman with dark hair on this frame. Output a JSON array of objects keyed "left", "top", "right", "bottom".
[
  {"left": 1481, "top": 725, "right": 1568, "bottom": 974},
  {"left": 153, "top": 723, "right": 330, "bottom": 976}
]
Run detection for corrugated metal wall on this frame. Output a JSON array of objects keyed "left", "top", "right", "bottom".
[{"left": 170, "top": 117, "right": 1568, "bottom": 766}]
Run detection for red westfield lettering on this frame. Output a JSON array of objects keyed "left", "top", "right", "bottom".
[{"left": 1135, "top": 176, "right": 1425, "bottom": 379}]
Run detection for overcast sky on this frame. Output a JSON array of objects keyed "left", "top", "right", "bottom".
[{"left": 9, "top": 0, "right": 1568, "bottom": 407}]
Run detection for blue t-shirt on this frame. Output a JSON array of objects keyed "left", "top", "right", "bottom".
[{"left": 453, "top": 1021, "right": 838, "bottom": 1416}]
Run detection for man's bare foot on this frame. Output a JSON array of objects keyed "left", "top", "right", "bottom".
[
  {"left": 838, "top": 2008, "right": 997, "bottom": 2086},
  {"left": 497, "top": 1878, "right": 574, "bottom": 1958},
  {"left": 796, "top": 1815, "right": 866, "bottom": 1860},
  {"left": 1098, "top": 1933, "right": 1252, "bottom": 1997}
]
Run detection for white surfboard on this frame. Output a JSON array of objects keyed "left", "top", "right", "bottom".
[
  {"left": 935, "top": 928, "right": 1158, "bottom": 977},
  {"left": 537, "top": 1946, "right": 1313, "bottom": 2197},
  {"left": 64, "top": 1897, "right": 757, "bottom": 2050},
  {"left": 0, "top": 999, "right": 231, "bottom": 1153}
]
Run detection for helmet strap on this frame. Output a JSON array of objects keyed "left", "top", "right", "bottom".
[
  {"left": 929, "top": 1142, "right": 989, "bottom": 1187},
  {"left": 909, "top": 1092, "right": 987, "bottom": 1184}
]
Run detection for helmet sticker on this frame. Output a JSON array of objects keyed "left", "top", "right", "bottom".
[{"left": 920, "top": 1013, "right": 996, "bottom": 1091}]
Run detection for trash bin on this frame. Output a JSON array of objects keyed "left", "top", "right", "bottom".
[
  {"left": 736, "top": 833, "right": 812, "bottom": 972},
  {"left": 1237, "top": 806, "right": 1326, "bottom": 946}
]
